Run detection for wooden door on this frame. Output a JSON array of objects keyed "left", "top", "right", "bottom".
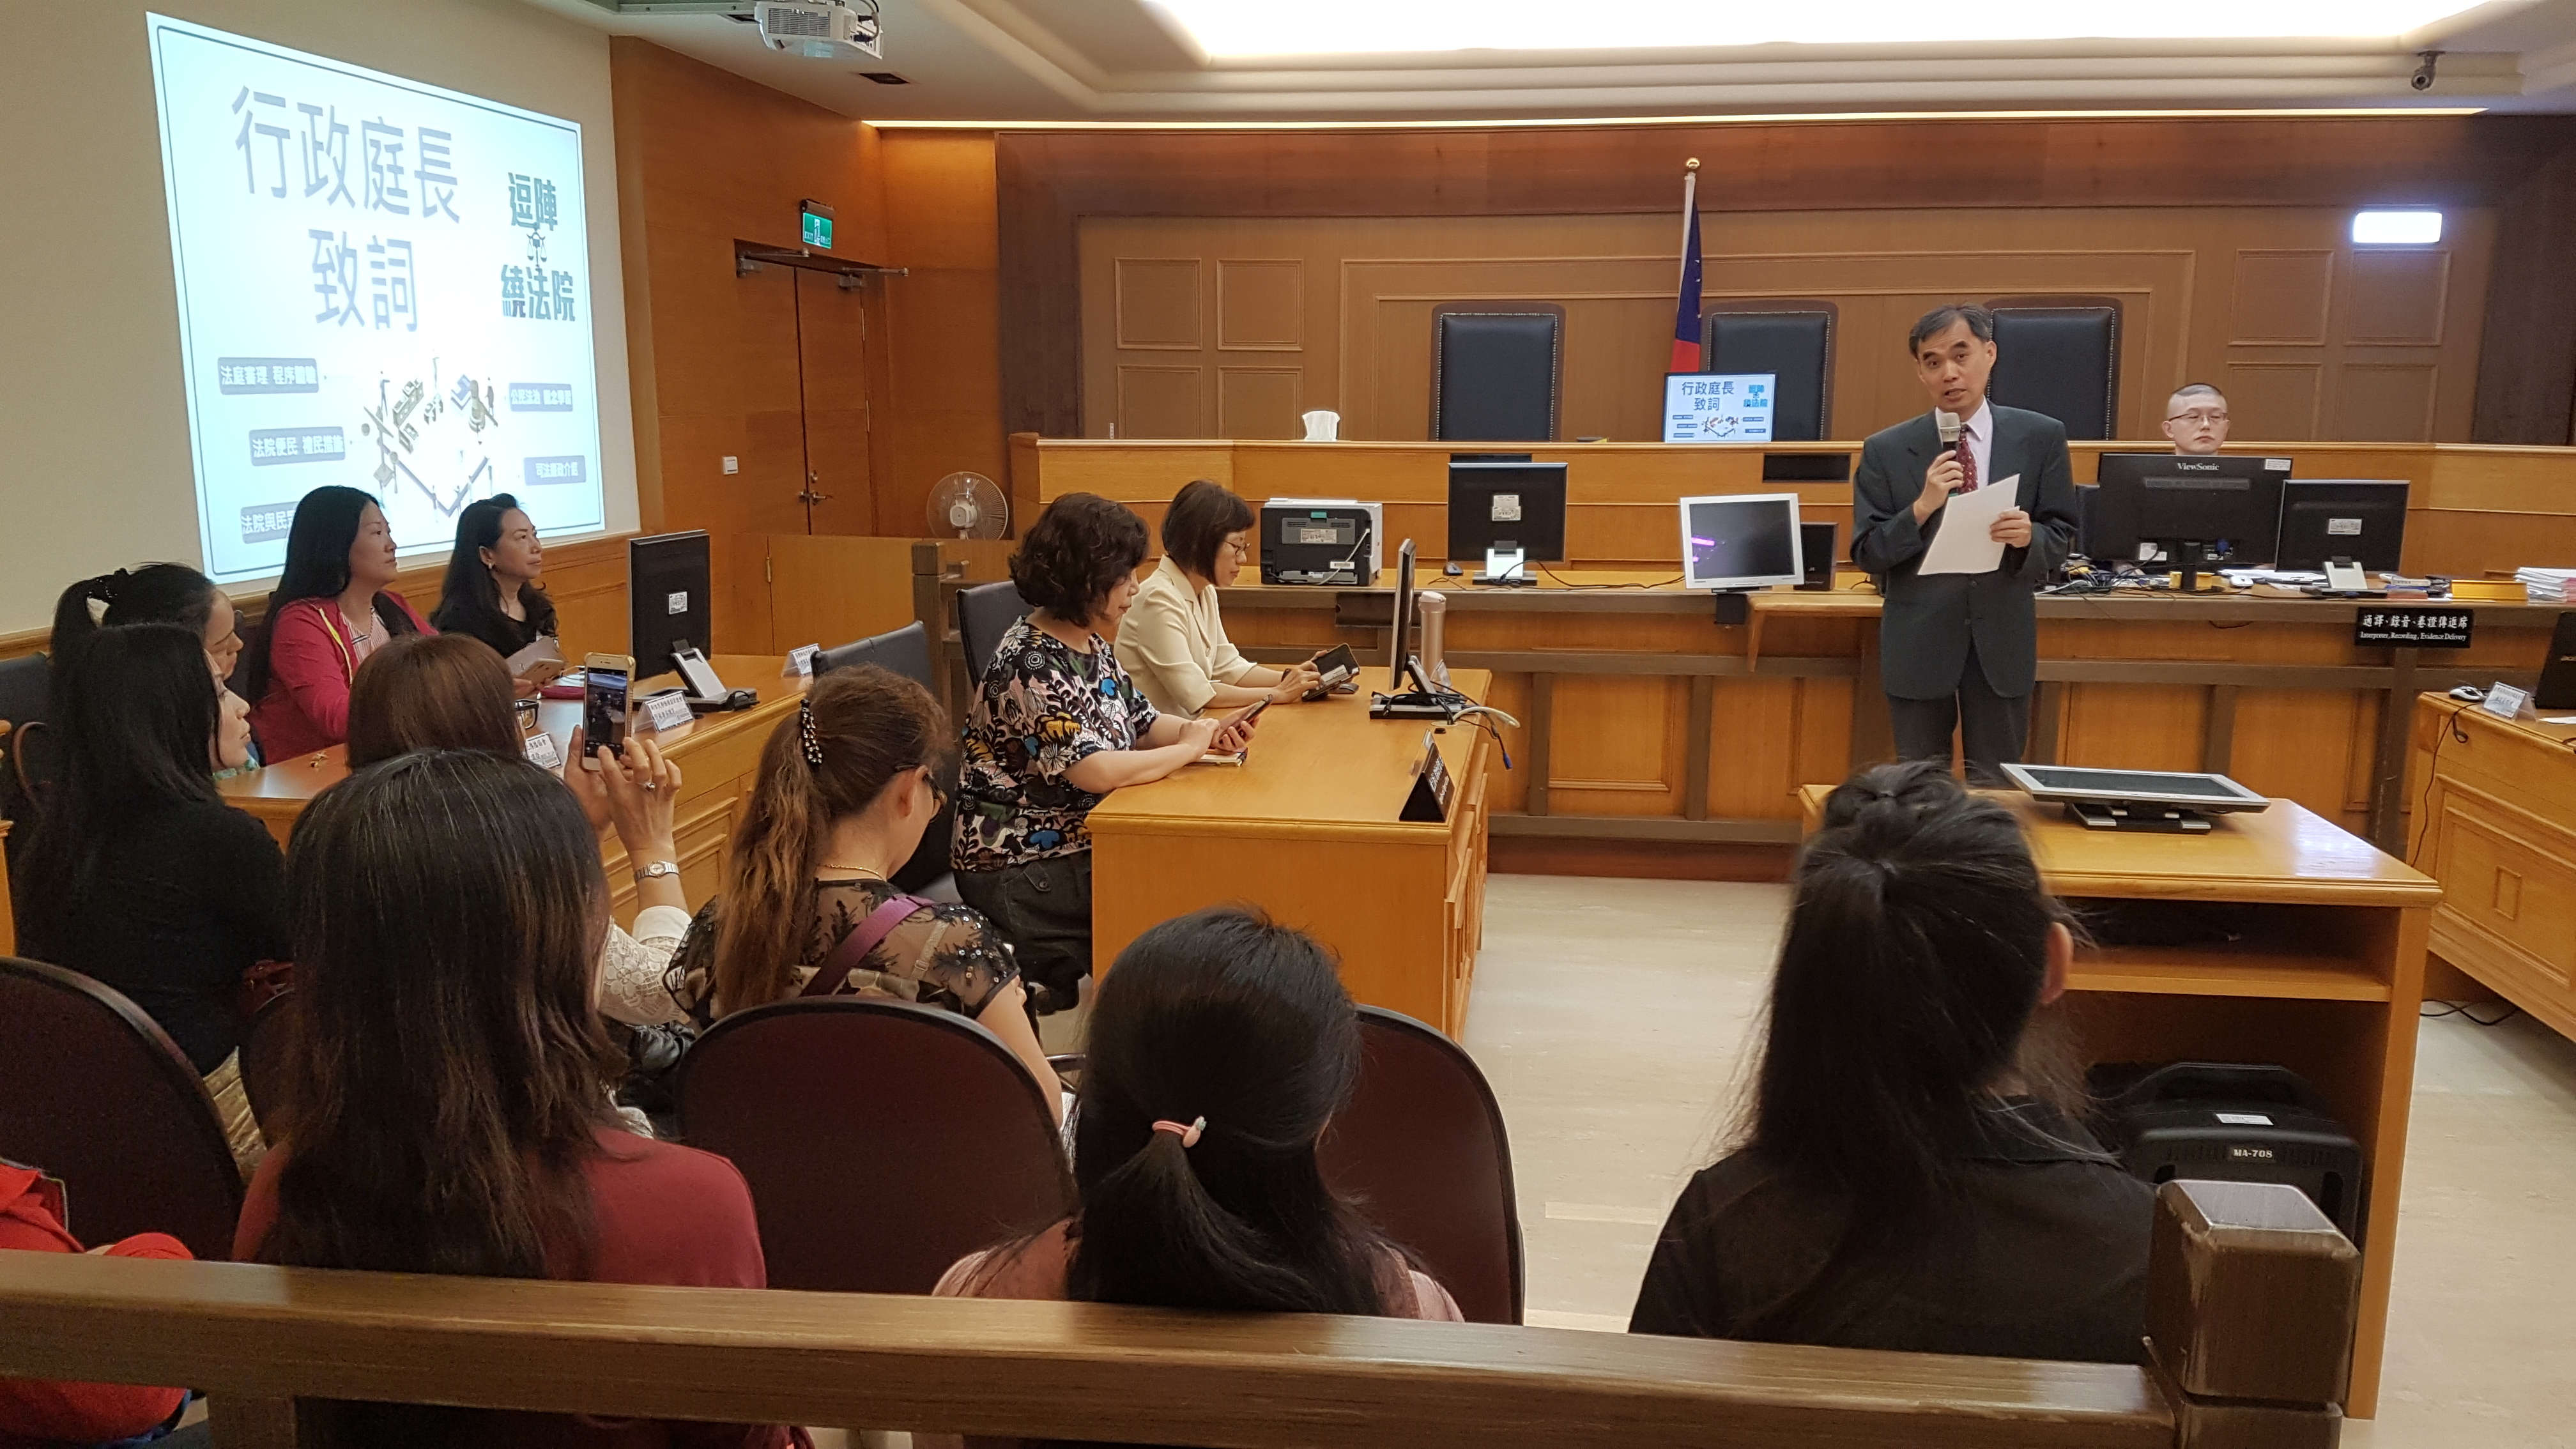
[{"left": 795, "top": 270, "right": 874, "bottom": 534}]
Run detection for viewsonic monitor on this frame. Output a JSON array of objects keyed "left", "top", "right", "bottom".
[{"left": 1679, "top": 493, "right": 1803, "bottom": 591}]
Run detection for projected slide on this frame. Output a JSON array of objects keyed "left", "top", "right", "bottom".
[{"left": 148, "top": 14, "right": 604, "bottom": 586}]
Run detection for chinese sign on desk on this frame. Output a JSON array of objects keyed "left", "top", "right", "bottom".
[
  {"left": 1663, "top": 372, "right": 1776, "bottom": 443},
  {"left": 149, "top": 13, "right": 604, "bottom": 585}
]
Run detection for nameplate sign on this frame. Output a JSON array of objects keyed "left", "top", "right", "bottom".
[
  {"left": 523, "top": 732, "right": 564, "bottom": 772},
  {"left": 641, "top": 689, "right": 695, "bottom": 732},
  {"left": 2355, "top": 606, "right": 2473, "bottom": 649},
  {"left": 1399, "top": 731, "right": 1455, "bottom": 824},
  {"left": 2481, "top": 682, "right": 2531, "bottom": 721},
  {"left": 784, "top": 643, "right": 820, "bottom": 678}
]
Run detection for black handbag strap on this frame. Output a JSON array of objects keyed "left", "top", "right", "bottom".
[{"left": 799, "top": 894, "right": 931, "bottom": 999}]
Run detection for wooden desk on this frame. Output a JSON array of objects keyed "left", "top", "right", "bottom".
[
  {"left": 217, "top": 656, "right": 800, "bottom": 923},
  {"left": 1797, "top": 784, "right": 2435, "bottom": 1418},
  {"left": 2409, "top": 693, "right": 2576, "bottom": 1041},
  {"left": 1088, "top": 672, "right": 1494, "bottom": 1036}
]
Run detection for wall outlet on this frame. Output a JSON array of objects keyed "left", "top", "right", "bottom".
[{"left": 721, "top": 456, "right": 739, "bottom": 475}]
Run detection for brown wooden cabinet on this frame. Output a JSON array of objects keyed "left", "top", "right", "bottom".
[{"left": 2409, "top": 693, "right": 2576, "bottom": 1041}]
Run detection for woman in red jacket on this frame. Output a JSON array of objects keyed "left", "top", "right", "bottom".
[
  {"left": 236, "top": 486, "right": 430, "bottom": 760},
  {"left": 0, "top": 1160, "right": 190, "bottom": 1447},
  {"left": 236, "top": 749, "right": 799, "bottom": 1449}
]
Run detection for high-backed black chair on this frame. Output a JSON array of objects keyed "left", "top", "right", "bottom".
[
  {"left": 1986, "top": 296, "right": 2122, "bottom": 440},
  {"left": 1702, "top": 300, "right": 1837, "bottom": 441},
  {"left": 1430, "top": 302, "right": 1564, "bottom": 443},
  {"left": 817, "top": 620, "right": 937, "bottom": 694},
  {"left": 955, "top": 581, "right": 1032, "bottom": 690},
  {"left": 815, "top": 621, "right": 957, "bottom": 894},
  {"left": 1317, "top": 1006, "right": 1524, "bottom": 1324},
  {"left": 0, "top": 957, "right": 243, "bottom": 1261},
  {"left": 677, "top": 997, "right": 1073, "bottom": 1294}
]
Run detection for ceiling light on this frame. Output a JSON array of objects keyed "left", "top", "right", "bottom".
[
  {"left": 1149, "top": 0, "right": 2490, "bottom": 56},
  {"left": 2352, "top": 209, "right": 2442, "bottom": 244}
]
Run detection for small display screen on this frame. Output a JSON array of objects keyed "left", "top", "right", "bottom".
[
  {"left": 583, "top": 666, "right": 629, "bottom": 751},
  {"left": 1683, "top": 496, "right": 1799, "bottom": 586},
  {"left": 2019, "top": 766, "right": 2247, "bottom": 799}
]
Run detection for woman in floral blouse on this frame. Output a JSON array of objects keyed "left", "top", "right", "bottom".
[{"left": 953, "top": 493, "right": 1254, "bottom": 1013}]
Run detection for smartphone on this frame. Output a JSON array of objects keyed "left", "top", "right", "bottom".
[
  {"left": 1220, "top": 698, "right": 1271, "bottom": 732},
  {"left": 581, "top": 652, "right": 632, "bottom": 769},
  {"left": 1307, "top": 643, "right": 1358, "bottom": 700}
]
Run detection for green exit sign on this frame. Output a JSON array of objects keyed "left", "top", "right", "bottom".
[{"left": 801, "top": 200, "right": 834, "bottom": 250}]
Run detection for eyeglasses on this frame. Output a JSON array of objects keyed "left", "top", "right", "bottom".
[{"left": 2166, "top": 410, "right": 2229, "bottom": 425}]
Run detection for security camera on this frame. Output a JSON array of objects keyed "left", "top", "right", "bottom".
[{"left": 2412, "top": 51, "right": 2441, "bottom": 91}]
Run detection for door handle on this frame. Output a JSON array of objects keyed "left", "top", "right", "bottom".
[{"left": 799, "top": 490, "right": 834, "bottom": 504}]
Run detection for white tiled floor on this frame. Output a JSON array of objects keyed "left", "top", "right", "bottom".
[{"left": 1462, "top": 873, "right": 2576, "bottom": 1446}]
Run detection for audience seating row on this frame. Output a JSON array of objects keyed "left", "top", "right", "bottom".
[
  {"left": 0, "top": 1177, "right": 2358, "bottom": 1449},
  {"left": 0, "top": 954, "right": 1525, "bottom": 1321}
]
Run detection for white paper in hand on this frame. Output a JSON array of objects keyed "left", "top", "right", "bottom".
[{"left": 1918, "top": 475, "right": 2022, "bottom": 576}]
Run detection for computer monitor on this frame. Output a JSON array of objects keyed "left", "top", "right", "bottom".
[
  {"left": 1447, "top": 461, "right": 1568, "bottom": 585},
  {"left": 2089, "top": 453, "right": 2290, "bottom": 588},
  {"left": 2274, "top": 480, "right": 2409, "bottom": 574},
  {"left": 1388, "top": 537, "right": 1419, "bottom": 692},
  {"left": 629, "top": 530, "right": 712, "bottom": 686},
  {"left": 1678, "top": 493, "right": 1804, "bottom": 591}
]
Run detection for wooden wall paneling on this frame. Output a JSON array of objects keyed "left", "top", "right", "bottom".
[
  {"left": 1005, "top": 119, "right": 2576, "bottom": 449},
  {"left": 880, "top": 132, "right": 1007, "bottom": 539},
  {"left": 2473, "top": 142, "right": 2576, "bottom": 442},
  {"left": 797, "top": 272, "right": 877, "bottom": 534},
  {"left": 2331, "top": 365, "right": 2442, "bottom": 443},
  {"left": 2230, "top": 250, "right": 2334, "bottom": 345},
  {"left": 1545, "top": 675, "right": 1683, "bottom": 815}
]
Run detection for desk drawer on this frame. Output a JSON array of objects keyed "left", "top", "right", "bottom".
[{"left": 2431, "top": 786, "right": 2576, "bottom": 994}]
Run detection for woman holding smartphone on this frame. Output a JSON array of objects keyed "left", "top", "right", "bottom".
[
  {"left": 1116, "top": 480, "right": 1324, "bottom": 717},
  {"left": 953, "top": 493, "right": 1253, "bottom": 1015}
]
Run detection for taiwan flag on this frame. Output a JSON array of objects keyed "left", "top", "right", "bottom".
[{"left": 1670, "top": 166, "right": 1703, "bottom": 372}]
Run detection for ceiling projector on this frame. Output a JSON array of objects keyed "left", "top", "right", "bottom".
[{"left": 754, "top": 0, "right": 882, "bottom": 59}]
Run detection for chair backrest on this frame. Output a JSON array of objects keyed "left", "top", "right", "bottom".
[
  {"left": 1986, "top": 296, "right": 2123, "bottom": 440},
  {"left": 0, "top": 957, "right": 243, "bottom": 1261},
  {"left": 675, "top": 996, "right": 1073, "bottom": 1294},
  {"left": 816, "top": 620, "right": 939, "bottom": 694},
  {"left": 1318, "top": 1006, "right": 1524, "bottom": 1324},
  {"left": 238, "top": 992, "right": 299, "bottom": 1140},
  {"left": 1702, "top": 301, "right": 1837, "bottom": 441},
  {"left": 954, "top": 580, "right": 1033, "bottom": 689},
  {"left": 1431, "top": 302, "right": 1565, "bottom": 442}
]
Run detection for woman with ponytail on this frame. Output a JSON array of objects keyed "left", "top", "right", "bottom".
[
  {"left": 48, "top": 563, "right": 242, "bottom": 690},
  {"left": 1627, "top": 760, "right": 2152, "bottom": 1363},
  {"left": 664, "top": 665, "right": 1057, "bottom": 1116},
  {"left": 934, "top": 907, "right": 1460, "bottom": 1337}
]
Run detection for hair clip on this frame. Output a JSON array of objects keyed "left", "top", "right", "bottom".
[
  {"left": 798, "top": 700, "right": 825, "bottom": 767},
  {"left": 1150, "top": 1116, "right": 1206, "bottom": 1149}
]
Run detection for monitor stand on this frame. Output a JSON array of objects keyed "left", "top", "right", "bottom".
[
  {"left": 2066, "top": 800, "right": 2213, "bottom": 834},
  {"left": 1370, "top": 657, "right": 1458, "bottom": 719},
  {"left": 2154, "top": 539, "right": 2220, "bottom": 592},
  {"left": 1474, "top": 545, "right": 1535, "bottom": 587}
]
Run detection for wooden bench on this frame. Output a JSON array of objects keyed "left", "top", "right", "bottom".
[{"left": 0, "top": 1181, "right": 2359, "bottom": 1449}]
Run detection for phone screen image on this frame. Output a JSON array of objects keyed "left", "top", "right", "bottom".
[{"left": 584, "top": 666, "right": 630, "bottom": 753}]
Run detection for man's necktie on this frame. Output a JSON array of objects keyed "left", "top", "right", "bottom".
[{"left": 1956, "top": 427, "right": 1979, "bottom": 493}]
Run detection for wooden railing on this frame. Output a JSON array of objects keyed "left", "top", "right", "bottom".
[{"left": 0, "top": 1181, "right": 2357, "bottom": 1448}]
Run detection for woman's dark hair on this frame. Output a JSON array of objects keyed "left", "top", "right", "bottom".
[
  {"left": 1010, "top": 492, "right": 1149, "bottom": 627},
  {"left": 259, "top": 749, "right": 616, "bottom": 1282},
  {"left": 1162, "top": 479, "right": 1255, "bottom": 579},
  {"left": 47, "top": 564, "right": 221, "bottom": 682},
  {"left": 1064, "top": 907, "right": 1393, "bottom": 1315},
  {"left": 710, "top": 664, "right": 956, "bottom": 1018},
  {"left": 433, "top": 493, "right": 556, "bottom": 642},
  {"left": 345, "top": 633, "right": 523, "bottom": 768},
  {"left": 1733, "top": 759, "right": 2068, "bottom": 1338},
  {"left": 234, "top": 485, "right": 418, "bottom": 705},
  {"left": 12, "top": 625, "right": 223, "bottom": 949}
]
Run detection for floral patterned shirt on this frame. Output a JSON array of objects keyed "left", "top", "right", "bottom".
[
  {"left": 952, "top": 618, "right": 1160, "bottom": 872},
  {"left": 666, "top": 878, "right": 1018, "bottom": 1029}
]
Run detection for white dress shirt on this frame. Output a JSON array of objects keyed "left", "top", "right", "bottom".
[{"left": 1114, "top": 555, "right": 1261, "bottom": 716}]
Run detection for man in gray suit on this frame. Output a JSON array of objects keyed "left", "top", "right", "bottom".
[{"left": 1851, "top": 303, "right": 2078, "bottom": 781}]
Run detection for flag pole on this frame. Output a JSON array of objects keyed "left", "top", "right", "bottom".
[{"left": 1677, "top": 157, "right": 1700, "bottom": 291}]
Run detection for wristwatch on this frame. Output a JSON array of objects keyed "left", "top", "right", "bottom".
[{"left": 633, "top": 860, "right": 680, "bottom": 882}]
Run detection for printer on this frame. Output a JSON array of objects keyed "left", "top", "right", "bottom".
[{"left": 1259, "top": 498, "right": 1382, "bottom": 586}]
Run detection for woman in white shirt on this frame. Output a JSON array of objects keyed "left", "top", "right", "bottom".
[{"left": 1116, "top": 480, "right": 1324, "bottom": 717}]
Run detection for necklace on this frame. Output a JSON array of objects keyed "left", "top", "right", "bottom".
[{"left": 817, "top": 863, "right": 891, "bottom": 880}]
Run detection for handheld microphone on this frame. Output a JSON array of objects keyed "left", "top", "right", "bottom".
[{"left": 1935, "top": 409, "right": 1961, "bottom": 454}]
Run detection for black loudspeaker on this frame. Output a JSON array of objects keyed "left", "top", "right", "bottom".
[
  {"left": 2536, "top": 610, "right": 2576, "bottom": 710},
  {"left": 1798, "top": 521, "right": 1837, "bottom": 591},
  {"left": 2090, "top": 1062, "right": 2365, "bottom": 1243}
]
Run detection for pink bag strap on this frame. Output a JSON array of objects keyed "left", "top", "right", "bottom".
[{"left": 799, "top": 895, "right": 930, "bottom": 998}]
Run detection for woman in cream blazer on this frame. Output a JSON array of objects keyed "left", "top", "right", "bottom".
[{"left": 1116, "top": 480, "right": 1323, "bottom": 716}]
